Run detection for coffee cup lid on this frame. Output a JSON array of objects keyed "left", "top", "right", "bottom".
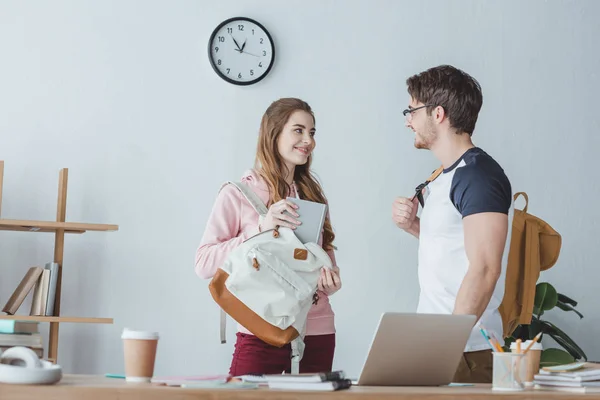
[
  {"left": 121, "top": 328, "right": 159, "bottom": 340},
  {"left": 511, "top": 340, "right": 543, "bottom": 351}
]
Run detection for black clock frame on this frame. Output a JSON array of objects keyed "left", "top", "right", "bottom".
[{"left": 207, "top": 16, "right": 276, "bottom": 86}]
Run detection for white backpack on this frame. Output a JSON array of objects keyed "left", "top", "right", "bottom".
[{"left": 208, "top": 182, "right": 333, "bottom": 374}]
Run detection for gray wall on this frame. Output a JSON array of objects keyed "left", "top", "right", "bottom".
[{"left": 0, "top": 0, "right": 598, "bottom": 377}]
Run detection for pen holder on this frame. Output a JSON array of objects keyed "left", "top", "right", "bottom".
[{"left": 492, "top": 352, "right": 526, "bottom": 391}]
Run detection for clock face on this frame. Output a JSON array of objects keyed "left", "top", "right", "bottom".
[{"left": 208, "top": 17, "right": 275, "bottom": 86}]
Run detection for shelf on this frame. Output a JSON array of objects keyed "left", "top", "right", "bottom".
[
  {"left": 0, "top": 219, "right": 118, "bottom": 234},
  {"left": 0, "top": 315, "right": 113, "bottom": 324}
]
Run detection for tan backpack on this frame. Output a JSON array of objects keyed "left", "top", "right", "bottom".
[{"left": 498, "top": 192, "right": 562, "bottom": 337}]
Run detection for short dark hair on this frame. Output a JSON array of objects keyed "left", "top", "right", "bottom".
[{"left": 406, "top": 65, "right": 483, "bottom": 135}]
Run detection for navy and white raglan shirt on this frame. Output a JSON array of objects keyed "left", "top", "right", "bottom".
[{"left": 417, "top": 147, "right": 514, "bottom": 352}]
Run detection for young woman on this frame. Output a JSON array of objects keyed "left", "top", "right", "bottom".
[{"left": 195, "top": 97, "right": 341, "bottom": 376}]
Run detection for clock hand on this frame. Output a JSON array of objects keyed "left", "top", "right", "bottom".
[
  {"left": 241, "top": 50, "right": 260, "bottom": 57},
  {"left": 241, "top": 39, "right": 247, "bottom": 52},
  {"left": 229, "top": 33, "right": 242, "bottom": 51}
]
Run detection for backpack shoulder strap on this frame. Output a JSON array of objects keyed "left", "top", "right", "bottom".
[
  {"left": 426, "top": 165, "right": 444, "bottom": 183},
  {"left": 412, "top": 166, "right": 444, "bottom": 206},
  {"left": 221, "top": 181, "right": 268, "bottom": 217},
  {"left": 513, "top": 192, "right": 529, "bottom": 213}
]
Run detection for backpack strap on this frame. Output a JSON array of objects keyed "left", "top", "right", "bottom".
[
  {"left": 412, "top": 166, "right": 444, "bottom": 207},
  {"left": 514, "top": 192, "right": 529, "bottom": 213},
  {"left": 426, "top": 165, "right": 444, "bottom": 183},
  {"left": 217, "top": 181, "right": 268, "bottom": 345},
  {"left": 290, "top": 337, "right": 305, "bottom": 375},
  {"left": 222, "top": 181, "right": 268, "bottom": 217}
]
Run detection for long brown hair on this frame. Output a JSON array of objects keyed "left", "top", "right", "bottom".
[{"left": 255, "top": 98, "right": 335, "bottom": 251}]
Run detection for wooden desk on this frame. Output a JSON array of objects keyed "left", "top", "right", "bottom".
[{"left": 0, "top": 375, "right": 597, "bottom": 399}]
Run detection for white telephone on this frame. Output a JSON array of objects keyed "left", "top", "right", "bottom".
[{"left": 0, "top": 346, "right": 62, "bottom": 384}]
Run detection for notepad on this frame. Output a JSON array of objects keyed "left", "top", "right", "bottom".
[
  {"left": 285, "top": 197, "right": 328, "bottom": 244},
  {"left": 541, "top": 362, "right": 588, "bottom": 374}
]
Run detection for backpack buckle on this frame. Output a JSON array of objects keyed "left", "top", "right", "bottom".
[{"left": 412, "top": 182, "right": 428, "bottom": 207}]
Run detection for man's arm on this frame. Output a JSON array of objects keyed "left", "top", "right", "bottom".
[{"left": 453, "top": 212, "right": 508, "bottom": 320}]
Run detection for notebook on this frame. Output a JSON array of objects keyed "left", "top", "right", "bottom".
[
  {"left": 267, "top": 379, "right": 352, "bottom": 391},
  {"left": 285, "top": 197, "right": 327, "bottom": 244},
  {"left": 264, "top": 370, "right": 345, "bottom": 383}
]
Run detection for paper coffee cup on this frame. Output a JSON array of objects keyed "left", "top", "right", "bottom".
[
  {"left": 121, "top": 328, "right": 159, "bottom": 382},
  {"left": 511, "top": 340, "right": 543, "bottom": 383}
]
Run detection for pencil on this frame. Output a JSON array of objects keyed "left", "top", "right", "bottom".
[
  {"left": 489, "top": 331, "right": 505, "bottom": 352},
  {"left": 480, "top": 328, "right": 504, "bottom": 352},
  {"left": 523, "top": 332, "right": 542, "bottom": 354}
]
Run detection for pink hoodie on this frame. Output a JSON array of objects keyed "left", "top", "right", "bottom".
[{"left": 195, "top": 169, "right": 337, "bottom": 336}]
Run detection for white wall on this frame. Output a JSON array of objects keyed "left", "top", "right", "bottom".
[{"left": 0, "top": 0, "right": 598, "bottom": 377}]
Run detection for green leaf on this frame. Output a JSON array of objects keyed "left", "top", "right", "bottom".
[
  {"left": 556, "top": 300, "right": 584, "bottom": 319},
  {"left": 535, "top": 282, "right": 558, "bottom": 311},
  {"left": 557, "top": 293, "right": 578, "bottom": 307},
  {"left": 547, "top": 332, "right": 583, "bottom": 360},
  {"left": 540, "top": 320, "right": 587, "bottom": 361},
  {"left": 540, "top": 348, "right": 575, "bottom": 367},
  {"left": 533, "top": 305, "right": 542, "bottom": 316}
]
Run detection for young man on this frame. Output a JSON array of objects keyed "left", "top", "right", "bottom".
[{"left": 392, "top": 65, "right": 513, "bottom": 383}]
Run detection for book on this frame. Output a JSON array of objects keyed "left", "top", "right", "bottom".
[
  {"left": 534, "top": 379, "right": 600, "bottom": 387},
  {"left": 2, "top": 266, "right": 43, "bottom": 315},
  {"left": 285, "top": 197, "right": 327, "bottom": 244},
  {"left": 0, "top": 320, "right": 39, "bottom": 334},
  {"left": 535, "top": 384, "right": 600, "bottom": 393},
  {"left": 180, "top": 381, "right": 258, "bottom": 389},
  {"left": 267, "top": 379, "right": 352, "bottom": 391},
  {"left": 541, "top": 362, "right": 588, "bottom": 374},
  {"left": 533, "top": 362, "right": 600, "bottom": 392},
  {"left": 44, "top": 262, "right": 60, "bottom": 315},
  {"left": 265, "top": 371, "right": 350, "bottom": 391},
  {"left": 151, "top": 375, "right": 231, "bottom": 386},
  {"left": 538, "top": 362, "right": 600, "bottom": 380},
  {"left": 264, "top": 370, "right": 345, "bottom": 383},
  {"left": 30, "top": 269, "right": 50, "bottom": 316},
  {"left": 0, "top": 332, "right": 43, "bottom": 347},
  {"left": 237, "top": 374, "right": 268, "bottom": 384}
]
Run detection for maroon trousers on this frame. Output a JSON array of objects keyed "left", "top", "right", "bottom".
[{"left": 229, "top": 332, "right": 336, "bottom": 376}]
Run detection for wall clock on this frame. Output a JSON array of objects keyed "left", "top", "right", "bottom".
[{"left": 208, "top": 17, "right": 275, "bottom": 86}]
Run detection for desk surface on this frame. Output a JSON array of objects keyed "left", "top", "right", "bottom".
[{"left": 0, "top": 375, "right": 597, "bottom": 399}]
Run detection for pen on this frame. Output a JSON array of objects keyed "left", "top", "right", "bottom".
[
  {"left": 481, "top": 327, "right": 504, "bottom": 352},
  {"left": 489, "top": 330, "right": 505, "bottom": 352},
  {"left": 479, "top": 328, "right": 502, "bottom": 352},
  {"left": 480, "top": 328, "right": 495, "bottom": 351}
]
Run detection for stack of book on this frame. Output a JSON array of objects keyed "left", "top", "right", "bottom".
[
  {"left": 2, "top": 263, "right": 59, "bottom": 316},
  {"left": 534, "top": 362, "right": 600, "bottom": 393},
  {"left": 264, "top": 371, "right": 352, "bottom": 391},
  {"left": 0, "top": 320, "right": 44, "bottom": 357}
]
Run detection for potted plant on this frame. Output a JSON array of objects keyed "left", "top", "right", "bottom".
[{"left": 504, "top": 282, "right": 586, "bottom": 366}]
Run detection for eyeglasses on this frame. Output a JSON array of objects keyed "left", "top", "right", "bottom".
[{"left": 402, "top": 104, "right": 436, "bottom": 122}]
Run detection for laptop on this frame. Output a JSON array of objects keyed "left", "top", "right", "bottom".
[{"left": 354, "top": 312, "right": 476, "bottom": 386}]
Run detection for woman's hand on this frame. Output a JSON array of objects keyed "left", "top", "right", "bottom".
[
  {"left": 318, "top": 266, "right": 341, "bottom": 295},
  {"left": 259, "top": 199, "right": 301, "bottom": 231}
]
